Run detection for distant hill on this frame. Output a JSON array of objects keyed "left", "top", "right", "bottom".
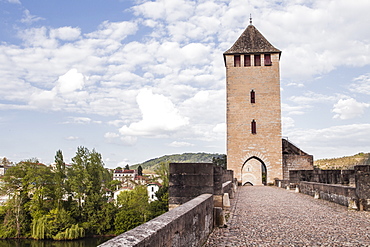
[
  {"left": 314, "top": 152, "right": 370, "bottom": 170},
  {"left": 131, "top": 153, "right": 225, "bottom": 172}
]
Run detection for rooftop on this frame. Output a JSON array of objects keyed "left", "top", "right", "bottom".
[{"left": 224, "top": 24, "right": 281, "bottom": 55}]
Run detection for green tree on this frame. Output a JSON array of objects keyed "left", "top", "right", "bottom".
[
  {"left": 154, "top": 162, "right": 169, "bottom": 187},
  {"left": 124, "top": 164, "right": 130, "bottom": 170},
  {"left": 114, "top": 185, "right": 149, "bottom": 234},
  {"left": 0, "top": 159, "right": 54, "bottom": 238},
  {"left": 54, "top": 150, "right": 67, "bottom": 210},
  {"left": 137, "top": 165, "right": 143, "bottom": 176}
]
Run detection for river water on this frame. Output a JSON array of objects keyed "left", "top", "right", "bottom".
[{"left": 0, "top": 236, "right": 114, "bottom": 247}]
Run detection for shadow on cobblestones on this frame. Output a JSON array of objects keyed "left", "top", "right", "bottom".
[{"left": 204, "top": 186, "right": 370, "bottom": 247}]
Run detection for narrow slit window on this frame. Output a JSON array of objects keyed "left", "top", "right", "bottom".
[
  {"left": 244, "top": 55, "right": 251, "bottom": 66},
  {"left": 251, "top": 120, "right": 257, "bottom": 134},
  {"left": 250, "top": 90, "right": 255, "bottom": 104},
  {"left": 264, "top": 54, "right": 272, "bottom": 66},
  {"left": 254, "top": 55, "right": 261, "bottom": 66},
  {"left": 234, "top": 55, "right": 241, "bottom": 67}
]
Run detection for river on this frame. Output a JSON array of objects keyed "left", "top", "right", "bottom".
[{"left": 0, "top": 236, "right": 114, "bottom": 247}]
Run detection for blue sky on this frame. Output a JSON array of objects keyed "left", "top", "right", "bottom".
[{"left": 1, "top": 0, "right": 370, "bottom": 168}]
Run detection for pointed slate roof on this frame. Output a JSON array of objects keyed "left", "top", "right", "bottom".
[{"left": 224, "top": 24, "right": 281, "bottom": 55}]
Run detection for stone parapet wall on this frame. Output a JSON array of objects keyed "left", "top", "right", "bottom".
[
  {"left": 355, "top": 166, "right": 370, "bottom": 210},
  {"left": 169, "top": 163, "right": 234, "bottom": 208},
  {"left": 289, "top": 169, "right": 355, "bottom": 186},
  {"left": 299, "top": 181, "right": 356, "bottom": 207},
  {"left": 99, "top": 194, "right": 214, "bottom": 247}
]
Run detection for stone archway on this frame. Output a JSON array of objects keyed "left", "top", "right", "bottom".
[{"left": 241, "top": 156, "right": 267, "bottom": 186}]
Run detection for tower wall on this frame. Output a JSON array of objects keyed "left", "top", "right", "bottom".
[{"left": 226, "top": 53, "right": 283, "bottom": 184}]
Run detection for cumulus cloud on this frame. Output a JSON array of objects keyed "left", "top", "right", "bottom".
[
  {"left": 119, "top": 88, "right": 189, "bottom": 137},
  {"left": 50, "top": 27, "right": 81, "bottom": 41},
  {"left": 332, "top": 98, "right": 370, "bottom": 120},
  {"left": 86, "top": 21, "right": 138, "bottom": 41},
  {"left": 56, "top": 69, "right": 85, "bottom": 94}
]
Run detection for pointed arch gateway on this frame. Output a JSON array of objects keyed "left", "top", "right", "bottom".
[{"left": 241, "top": 156, "right": 267, "bottom": 186}]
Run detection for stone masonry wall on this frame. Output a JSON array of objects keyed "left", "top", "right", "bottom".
[
  {"left": 226, "top": 53, "right": 283, "bottom": 185},
  {"left": 299, "top": 181, "right": 356, "bottom": 207},
  {"left": 99, "top": 194, "right": 214, "bottom": 247},
  {"left": 355, "top": 165, "right": 370, "bottom": 210}
]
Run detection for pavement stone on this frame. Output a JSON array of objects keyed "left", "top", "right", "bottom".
[{"left": 204, "top": 186, "right": 370, "bottom": 247}]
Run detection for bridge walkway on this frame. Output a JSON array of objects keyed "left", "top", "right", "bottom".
[{"left": 204, "top": 186, "right": 370, "bottom": 246}]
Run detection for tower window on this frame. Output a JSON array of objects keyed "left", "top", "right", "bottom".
[
  {"left": 254, "top": 55, "right": 261, "bottom": 66},
  {"left": 244, "top": 55, "right": 251, "bottom": 66},
  {"left": 264, "top": 54, "right": 272, "bottom": 66},
  {"left": 251, "top": 120, "right": 257, "bottom": 134},
  {"left": 250, "top": 90, "right": 255, "bottom": 104},
  {"left": 234, "top": 55, "right": 241, "bottom": 67}
]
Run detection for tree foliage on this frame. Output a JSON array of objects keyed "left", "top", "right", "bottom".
[{"left": 0, "top": 147, "right": 169, "bottom": 240}]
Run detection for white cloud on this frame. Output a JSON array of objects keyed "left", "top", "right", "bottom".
[
  {"left": 350, "top": 73, "right": 370, "bottom": 95},
  {"left": 104, "top": 132, "right": 119, "bottom": 139},
  {"left": 64, "top": 117, "right": 101, "bottom": 124},
  {"left": 287, "top": 123, "right": 370, "bottom": 159},
  {"left": 86, "top": 21, "right": 138, "bottom": 41},
  {"left": 119, "top": 88, "right": 189, "bottom": 137},
  {"left": 20, "top": 10, "right": 44, "bottom": 24},
  {"left": 289, "top": 91, "right": 336, "bottom": 105},
  {"left": 56, "top": 69, "right": 85, "bottom": 94},
  {"left": 50, "top": 27, "right": 81, "bottom": 41},
  {"left": 168, "top": 141, "right": 194, "bottom": 147},
  {"left": 213, "top": 123, "right": 226, "bottom": 133},
  {"left": 332, "top": 98, "right": 370, "bottom": 120},
  {"left": 282, "top": 116, "right": 295, "bottom": 131}
]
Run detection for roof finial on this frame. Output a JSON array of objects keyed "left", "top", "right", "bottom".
[{"left": 249, "top": 14, "right": 252, "bottom": 25}]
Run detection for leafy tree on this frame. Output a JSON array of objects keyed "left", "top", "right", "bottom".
[
  {"left": 0, "top": 159, "right": 54, "bottom": 238},
  {"left": 114, "top": 185, "right": 149, "bottom": 234},
  {"left": 212, "top": 154, "right": 227, "bottom": 169},
  {"left": 54, "top": 150, "right": 67, "bottom": 210},
  {"left": 124, "top": 164, "right": 130, "bottom": 170},
  {"left": 154, "top": 162, "right": 169, "bottom": 187}
]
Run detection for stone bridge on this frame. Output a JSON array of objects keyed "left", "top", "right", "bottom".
[
  {"left": 100, "top": 164, "right": 370, "bottom": 246},
  {"left": 205, "top": 186, "right": 370, "bottom": 246}
]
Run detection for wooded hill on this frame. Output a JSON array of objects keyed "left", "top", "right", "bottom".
[
  {"left": 131, "top": 153, "right": 225, "bottom": 171},
  {"left": 314, "top": 152, "right": 370, "bottom": 170}
]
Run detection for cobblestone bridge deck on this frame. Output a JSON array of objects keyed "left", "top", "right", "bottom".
[{"left": 204, "top": 186, "right": 370, "bottom": 246}]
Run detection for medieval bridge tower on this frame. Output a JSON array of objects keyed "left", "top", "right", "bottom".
[{"left": 224, "top": 21, "right": 283, "bottom": 185}]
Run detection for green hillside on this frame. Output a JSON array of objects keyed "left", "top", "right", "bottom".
[
  {"left": 314, "top": 152, "right": 370, "bottom": 170},
  {"left": 130, "top": 152, "right": 225, "bottom": 171}
]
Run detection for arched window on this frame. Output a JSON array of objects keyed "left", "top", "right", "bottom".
[
  {"left": 251, "top": 120, "right": 257, "bottom": 134},
  {"left": 250, "top": 90, "right": 255, "bottom": 104}
]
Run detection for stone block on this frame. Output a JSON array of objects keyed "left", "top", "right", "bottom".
[{"left": 223, "top": 193, "right": 230, "bottom": 208}]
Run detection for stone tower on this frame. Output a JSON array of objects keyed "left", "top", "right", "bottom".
[{"left": 224, "top": 22, "right": 283, "bottom": 185}]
